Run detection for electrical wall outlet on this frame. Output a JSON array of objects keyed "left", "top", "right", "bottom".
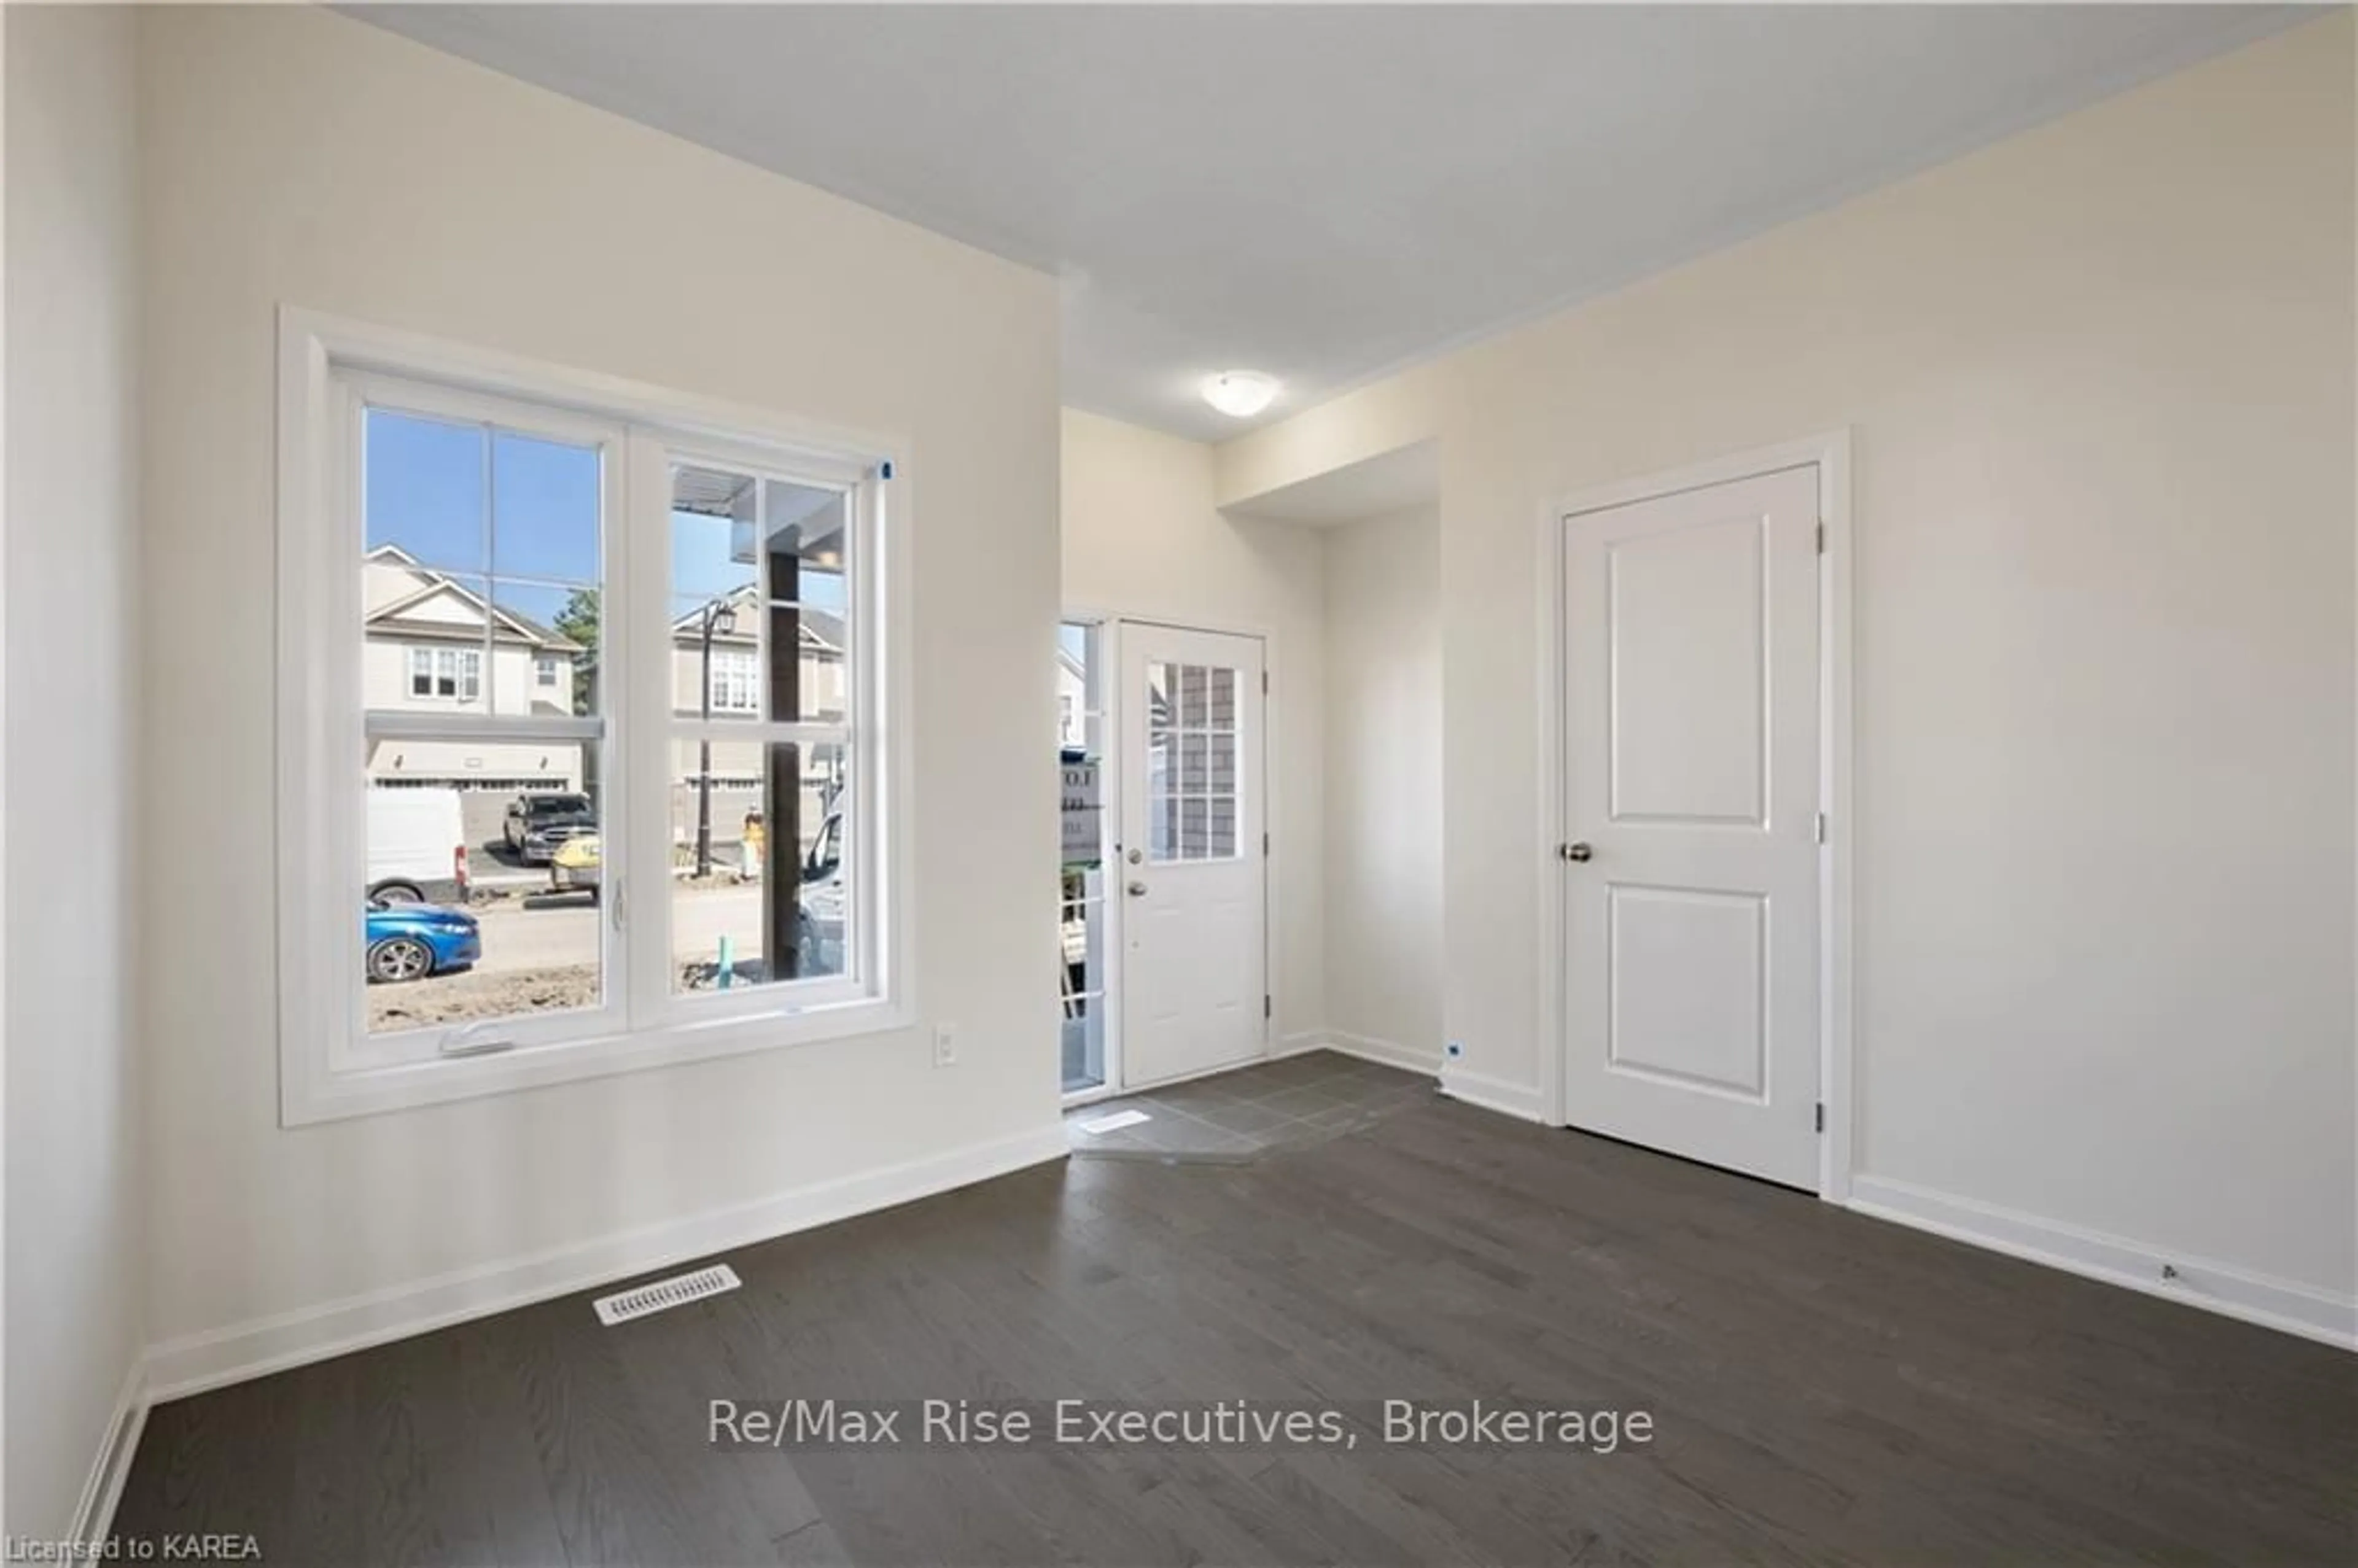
[{"left": 933, "top": 1023, "right": 959, "bottom": 1068}]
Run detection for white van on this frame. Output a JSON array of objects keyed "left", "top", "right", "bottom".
[{"left": 365, "top": 786, "right": 470, "bottom": 905}]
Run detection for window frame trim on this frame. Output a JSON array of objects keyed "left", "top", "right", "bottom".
[{"left": 278, "top": 306, "right": 915, "bottom": 1127}]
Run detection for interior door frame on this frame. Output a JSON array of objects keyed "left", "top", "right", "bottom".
[{"left": 1534, "top": 430, "right": 1855, "bottom": 1201}]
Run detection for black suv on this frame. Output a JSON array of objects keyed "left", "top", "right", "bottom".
[{"left": 503, "top": 792, "right": 596, "bottom": 864}]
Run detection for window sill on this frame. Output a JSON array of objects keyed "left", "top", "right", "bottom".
[{"left": 281, "top": 992, "right": 914, "bottom": 1127}]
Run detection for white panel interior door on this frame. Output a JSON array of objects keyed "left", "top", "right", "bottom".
[
  {"left": 1560, "top": 465, "right": 1822, "bottom": 1188},
  {"left": 1118, "top": 624, "right": 1267, "bottom": 1089}
]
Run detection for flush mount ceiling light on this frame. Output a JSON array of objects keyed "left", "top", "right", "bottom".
[{"left": 1202, "top": 370, "right": 1280, "bottom": 419}]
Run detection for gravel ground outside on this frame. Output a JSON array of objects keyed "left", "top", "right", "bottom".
[
  {"left": 367, "top": 963, "right": 601, "bottom": 1033},
  {"left": 365, "top": 956, "right": 777, "bottom": 1033}
]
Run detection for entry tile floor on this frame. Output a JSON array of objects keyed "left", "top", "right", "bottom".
[{"left": 1064, "top": 1049, "right": 1433, "bottom": 1161}]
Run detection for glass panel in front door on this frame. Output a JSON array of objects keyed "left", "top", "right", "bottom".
[{"left": 1146, "top": 660, "right": 1240, "bottom": 863}]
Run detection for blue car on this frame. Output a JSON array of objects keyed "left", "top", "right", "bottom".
[{"left": 365, "top": 902, "right": 481, "bottom": 983}]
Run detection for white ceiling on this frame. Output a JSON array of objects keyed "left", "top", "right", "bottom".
[{"left": 354, "top": 4, "right": 2302, "bottom": 443}]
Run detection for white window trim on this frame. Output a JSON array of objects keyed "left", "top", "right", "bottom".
[{"left": 278, "top": 306, "right": 915, "bottom": 1126}]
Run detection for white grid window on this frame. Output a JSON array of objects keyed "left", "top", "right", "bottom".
[
  {"left": 1146, "top": 661, "right": 1239, "bottom": 863},
  {"left": 278, "top": 314, "right": 906, "bottom": 1125},
  {"left": 708, "top": 648, "right": 760, "bottom": 713},
  {"left": 666, "top": 457, "right": 863, "bottom": 997},
  {"left": 404, "top": 645, "right": 482, "bottom": 702}
]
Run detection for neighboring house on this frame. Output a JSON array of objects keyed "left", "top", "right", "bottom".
[
  {"left": 669, "top": 582, "right": 846, "bottom": 751},
  {"left": 363, "top": 551, "right": 855, "bottom": 836},
  {"left": 364, "top": 545, "right": 585, "bottom": 791},
  {"left": 669, "top": 583, "right": 848, "bottom": 851}
]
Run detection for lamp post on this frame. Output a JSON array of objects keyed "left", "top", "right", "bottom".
[{"left": 695, "top": 597, "right": 738, "bottom": 878}]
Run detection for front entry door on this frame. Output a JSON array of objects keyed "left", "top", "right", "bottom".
[
  {"left": 1118, "top": 624, "right": 1267, "bottom": 1089},
  {"left": 1560, "top": 465, "right": 1822, "bottom": 1189}
]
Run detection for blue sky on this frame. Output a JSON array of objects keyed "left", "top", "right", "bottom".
[{"left": 365, "top": 409, "right": 846, "bottom": 629}]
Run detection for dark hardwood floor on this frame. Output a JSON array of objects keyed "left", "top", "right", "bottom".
[
  {"left": 1066, "top": 1052, "right": 1435, "bottom": 1160},
  {"left": 115, "top": 1061, "right": 2357, "bottom": 1566}
]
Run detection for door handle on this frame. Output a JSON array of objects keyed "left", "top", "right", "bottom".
[
  {"left": 1127, "top": 880, "right": 1149, "bottom": 896},
  {"left": 1559, "top": 842, "right": 1593, "bottom": 863}
]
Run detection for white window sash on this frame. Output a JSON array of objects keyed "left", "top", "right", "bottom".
[
  {"left": 332, "top": 371, "right": 631, "bottom": 1076},
  {"left": 627, "top": 427, "right": 890, "bottom": 1033}
]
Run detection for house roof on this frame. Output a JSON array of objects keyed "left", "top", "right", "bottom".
[
  {"left": 365, "top": 546, "right": 586, "bottom": 653},
  {"left": 670, "top": 583, "right": 845, "bottom": 654}
]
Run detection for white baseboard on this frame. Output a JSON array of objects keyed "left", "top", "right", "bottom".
[
  {"left": 1323, "top": 1030, "right": 1442, "bottom": 1075},
  {"left": 1270, "top": 1031, "right": 1329, "bottom": 1061},
  {"left": 68, "top": 1357, "right": 147, "bottom": 1548},
  {"left": 145, "top": 1124, "right": 1071, "bottom": 1401},
  {"left": 1438, "top": 1065, "right": 1548, "bottom": 1124},
  {"left": 1848, "top": 1174, "right": 2357, "bottom": 1352}
]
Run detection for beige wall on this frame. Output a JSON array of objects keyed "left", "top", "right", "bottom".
[
  {"left": 1060, "top": 408, "right": 1328, "bottom": 1046},
  {"left": 139, "top": 6, "right": 1060, "bottom": 1350},
  {"left": 4, "top": 3, "right": 144, "bottom": 1534},
  {"left": 1220, "top": 17, "right": 2356, "bottom": 1302},
  {"left": 1322, "top": 505, "right": 1443, "bottom": 1065}
]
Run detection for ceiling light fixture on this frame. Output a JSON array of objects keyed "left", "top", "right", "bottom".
[{"left": 1202, "top": 370, "right": 1280, "bottom": 419}]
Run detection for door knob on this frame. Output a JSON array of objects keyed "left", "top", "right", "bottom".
[
  {"left": 1559, "top": 842, "right": 1593, "bottom": 863},
  {"left": 1127, "top": 880, "right": 1148, "bottom": 896}
]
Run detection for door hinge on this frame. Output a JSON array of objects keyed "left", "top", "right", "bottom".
[
  {"left": 1263, "top": 831, "right": 1270, "bottom": 856},
  {"left": 1815, "top": 1102, "right": 1826, "bottom": 1135},
  {"left": 1815, "top": 519, "right": 1826, "bottom": 554},
  {"left": 1815, "top": 811, "right": 1827, "bottom": 845},
  {"left": 1261, "top": 670, "right": 1269, "bottom": 695},
  {"left": 1264, "top": 995, "right": 1272, "bottom": 1020}
]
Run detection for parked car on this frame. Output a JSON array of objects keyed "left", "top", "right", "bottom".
[
  {"left": 366, "top": 787, "right": 469, "bottom": 905},
  {"left": 364, "top": 902, "right": 481, "bottom": 983},
  {"left": 504, "top": 791, "right": 596, "bottom": 863}
]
